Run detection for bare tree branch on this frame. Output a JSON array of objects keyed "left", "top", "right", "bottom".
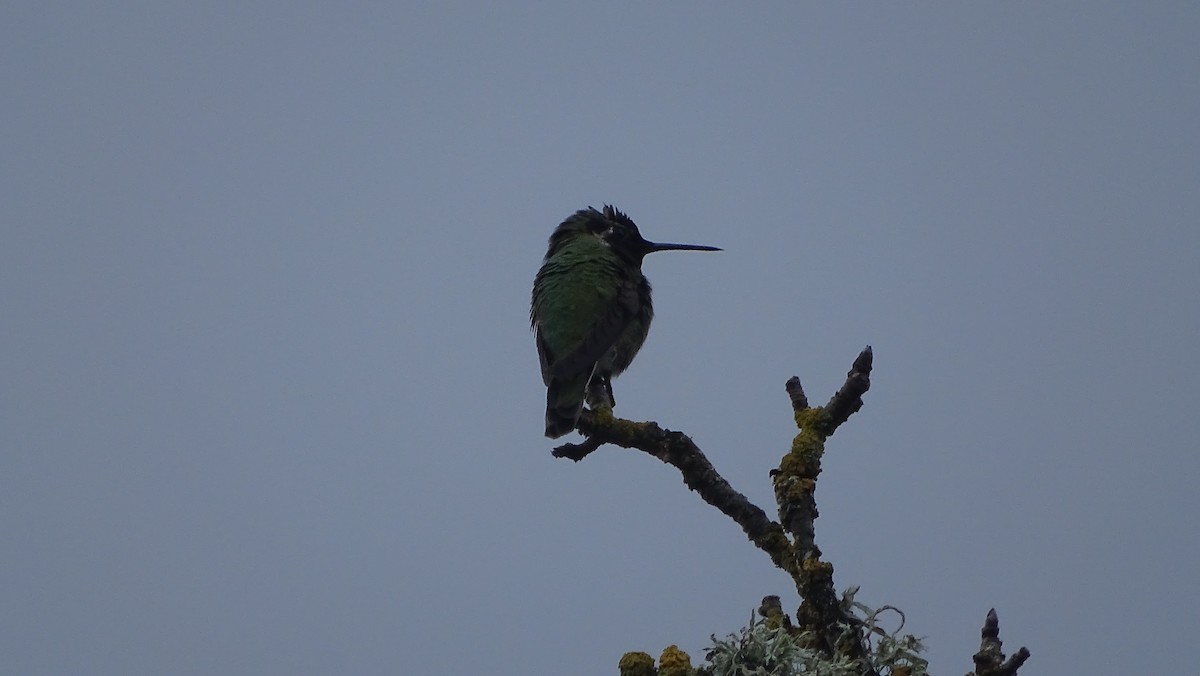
[
  {"left": 553, "top": 407, "right": 798, "bottom": 578},
  {"left": 775, "top": 347, "right": 875, "bottom": 666},
  {"left": 823, "top": 346, "right": 873, "bottom": 433},
  {"left": 553, "top": 345, "right": 1029, "bottom": 674},
  {"left": 970, "top": 608, "right": 1031, "bottom": 676},
  {"left": 785, "top": 375, "right": 809, "bottom": 411}
]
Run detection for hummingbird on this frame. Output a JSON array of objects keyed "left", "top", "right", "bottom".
[{"left": 531, "top": 205, "right": 720, "bottom": 438}]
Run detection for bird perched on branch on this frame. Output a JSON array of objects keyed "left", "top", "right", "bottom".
[{"left": 531, "top": 205, "right": 720, "bottom": 438}]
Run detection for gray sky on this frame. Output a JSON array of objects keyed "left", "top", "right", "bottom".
[{"left": 3, "top": 3, "right": 1197, "bottom": 674}]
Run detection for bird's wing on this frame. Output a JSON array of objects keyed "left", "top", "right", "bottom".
[
  {"left": 535, "top": 326, "right": 556, "bottom": 386},
  {"left": 547, "top": 277, "right": 640, "bottom": 381}
]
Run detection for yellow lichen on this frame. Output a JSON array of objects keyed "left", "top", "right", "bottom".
[
  {"left": 794, "top": 407, "right": 831, "bottom": 432},
  {"left": 658, "top": 645, "right": 692, "bottom": 676},
  {"left": 610, "top": 416, "right": 642, "bottom": 437},
  {"left": 801, "top": 557, "right": 834, "bottom": 575},
  {"left": 591, "top": 405, "right": 615, "bottom": 425},
  {"left": 781, "top": 420, "right": 826, "bottom": 479},
  {"left": 777, "top": 451, "right": 809, "bottom": 476},
  {"left": 618, "top": 651, "right": 656, "bottom": 676}
]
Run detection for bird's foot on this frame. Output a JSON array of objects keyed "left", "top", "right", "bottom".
[{"left": 585, "top": 376, "right": 615, "bottom": 410}]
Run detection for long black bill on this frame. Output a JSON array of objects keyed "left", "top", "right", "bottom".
[{"left": 644, "top": 241, "right": 722, "bottom": 253}]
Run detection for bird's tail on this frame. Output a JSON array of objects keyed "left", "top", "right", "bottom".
[{"left": 544, "top": 372, "right": 589, "bottom": 438}]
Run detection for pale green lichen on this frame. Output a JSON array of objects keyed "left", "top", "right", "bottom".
[{"left": 702, "top": 591, "right": 928, "bottom": 676}]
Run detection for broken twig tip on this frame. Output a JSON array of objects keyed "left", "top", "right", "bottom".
[{"left": 785, "top": 376, "right": 809, "bottom": 411}]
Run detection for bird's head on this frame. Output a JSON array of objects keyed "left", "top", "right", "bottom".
[{"left": 545, "top": 205, "right": 720, "bottom": 263}]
